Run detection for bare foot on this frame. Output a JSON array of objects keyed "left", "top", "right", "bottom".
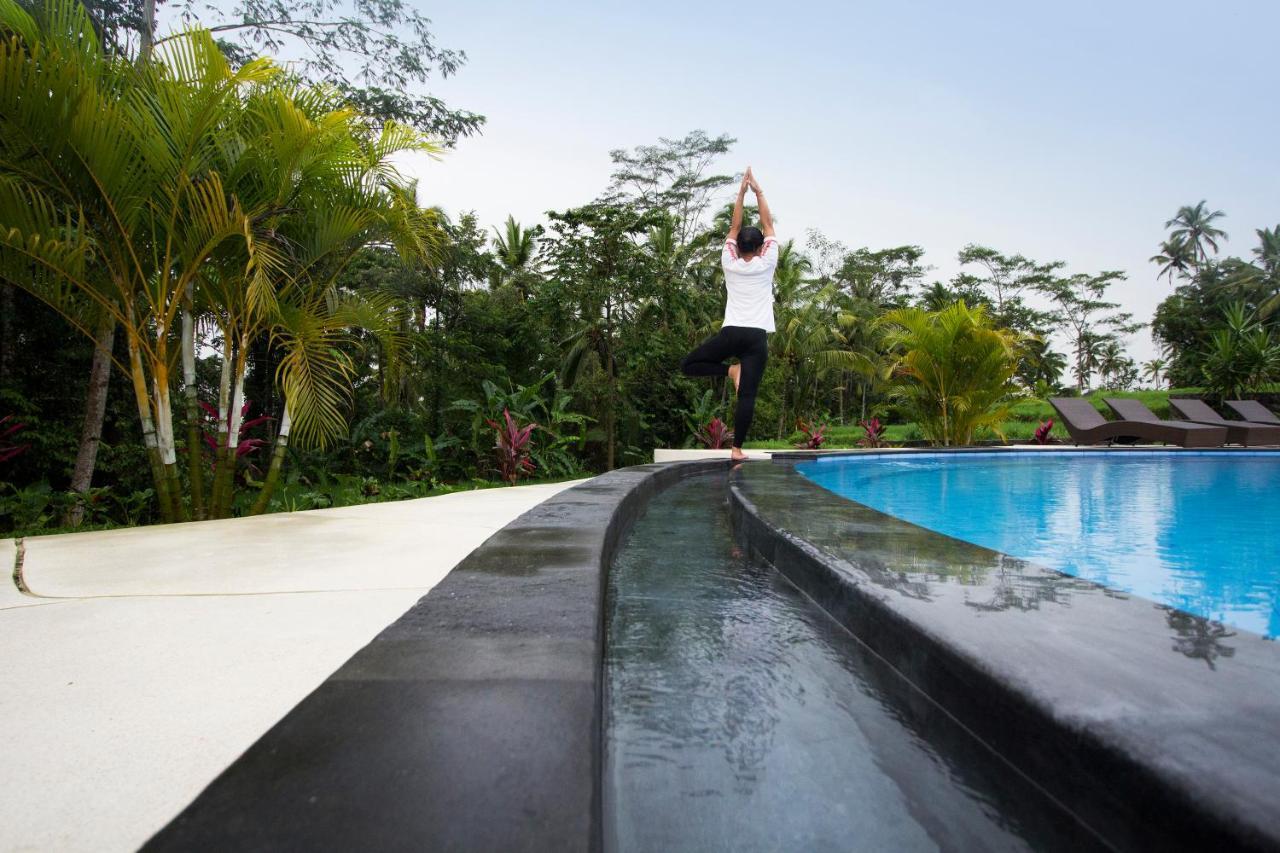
[
  {"left": 727, "top": 363, "right": 741, "bottom": 393},
  {"left": 730, "top": 447, "right": 749, "bottom": 462}
]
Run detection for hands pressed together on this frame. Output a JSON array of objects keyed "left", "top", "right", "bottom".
[{"left": 739, "top": 166, "right": 762, "bottom": 196}]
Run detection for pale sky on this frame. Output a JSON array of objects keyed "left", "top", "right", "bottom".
[{"left": 396, "top": 0, "right": 1279, "bottom": 364}]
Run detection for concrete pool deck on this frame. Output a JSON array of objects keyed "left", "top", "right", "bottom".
[{"left": 0, "top": 479, "right": 583, "bottom": 853}]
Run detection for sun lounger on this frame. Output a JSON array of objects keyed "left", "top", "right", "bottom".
[
  {"left": 1048, "top": 397, "right": 1226, "bottom": 447},
  {"left": 1168, "top": 399, "right": 1280, "bottom": 446},
  {"left": 1224, "top": 400, "right": 1280, "bottom": 425},
  {"left": 1099, "top": 398, "right": 1227, "bottom": 447}
]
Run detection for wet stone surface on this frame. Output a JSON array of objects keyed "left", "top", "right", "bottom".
[
  {"left": 605, "top": 474, "right": 1101, "bottom": 852},
  {"left": 144, "top": 462, "right": 722, "bottom": 853},
  {"left": 732, "top": 459, "right": 1280, "bottom": 850}
]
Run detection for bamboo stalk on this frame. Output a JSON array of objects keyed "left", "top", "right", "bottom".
[
  {"left": 182, "top": 290, "right": 205, "bottom": 520},
  {"left": 212, "top": 339, "right": 247, "bottom": 518},
  {"left": 151, "top": 311, "right": 185, "bottom": 520},
  {"left": 249, "top": 404, "right": 291, "bottom": 515},
  {"left": 125, "top": 326, "right": 174, "bottom": 522},
  {"left": 211, "top": 333, "right": 233, "bottom": 516}
]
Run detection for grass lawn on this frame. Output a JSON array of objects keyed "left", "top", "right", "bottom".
[{"left": 743, "top": 389, "right": 1203, "bottom": 450}]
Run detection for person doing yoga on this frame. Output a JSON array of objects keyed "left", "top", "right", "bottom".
[{"left": 681, "top": 166, "right": 777, "bottom": 462}]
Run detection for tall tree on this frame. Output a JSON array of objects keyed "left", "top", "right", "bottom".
[
  {"left": 1151, "top": 235, "right": 1196, "bottom": 284},
  {"left": 0, "top": 0, "right": 432, "bottom": 521},
  {"left": 1143, "top": 358, "right": 1167, "bottom": 389},
  {"left": 1042, "top": 272, "right": 1142, "bottom": 392},
  {"left": 157, "top": 0, "right": 483, "bottom": 142},
  {"left": 604, "top": 130, "right": 736, "bottom": 249},
  {"left": 491, "top": 215, "right": 541, "bottom": 297},
  {"left": 1165, "top": 201, "right": 1227, "bottom": 266},
  {"left": 954, "top": 244, "right": 1061, "bottom": 336},
  {"left": 543, "top": 202, "right": 656, "bottom": 470}
]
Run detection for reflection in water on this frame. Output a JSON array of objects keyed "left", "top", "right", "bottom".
[
  {"left": 800, "top": 453, "right": 1280, "bottom": 638},
  {"left": 1162, "top": 606, "right": 1237, "bottom": 670},
  {"left": 605, "top": 475, "right": 1098, "bottom": 852},
  {"left": 962, "top": 555, "right": 1098, "bottom": 613}
]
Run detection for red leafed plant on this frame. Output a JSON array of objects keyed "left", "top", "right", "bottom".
[
  {"left": 1034, "top": 419, "right": 1054, "bottom": 445},
  {"left": 696, "top": 417, "right": 734, "bottom": 449},
  {"left": 794, "top": 418, "right": 827, "bottom": 449},
  {"left": 857, "top": 417, "right": 888, "bottom": 448},
  {"left": 0, "top": 415, "right": 29, "bottom": 463},
  {"left": 199, "top": 400, "right": 274, "bottom": 475},
  {"left": 486, "top": 408, "right": 538, "bottom": 485}
]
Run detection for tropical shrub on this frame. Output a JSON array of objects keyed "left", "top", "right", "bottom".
[
  {"left": 696, "top": 418, "right": 734, "bottom": 449},
  {"left": 681, "top": 389, "right": 723, "bottom": 448},
  {"left": 1034, "top": 419, "right": 1054, "bottom": 444},
  {"left": 856, "top": 417, "right": 889, "bottom": 448},
  {"left": 1199, "top": 304, "right": 1280, "bottom": 402},
  {"left": 486, "top": 409, "right": 538, "bottom": 485},
  {"left": 200, "top": 401, "right": 273, "bottom": 480},
  {"left": 0, "top": 482, "right": 157, "bottom": 534},
  {"left": 795, "top": 419, "right": 827, "bottom": 449},
  {"left": 879, "top": 302, "right": 1021, "bottom": 446},
  {"left": 0, "top": 415, "right": 28, "bottom": 463}
]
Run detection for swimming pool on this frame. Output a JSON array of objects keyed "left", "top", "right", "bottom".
[
  {"left": 798, "top": 451, "right": 1280, "bottom": 639},
  {"left": 605, "top": 473, "right": 1093, "bottom": 850}
]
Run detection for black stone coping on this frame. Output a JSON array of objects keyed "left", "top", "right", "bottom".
[
  {"left": 144, "top": 459, "right": 728, "bottom": 853},
  {"left": 730, "top": 457, "right": 1280, "bottom": 852}
]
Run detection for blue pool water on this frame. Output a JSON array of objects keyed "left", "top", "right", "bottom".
[{"left": 799, "top": 451, "right": 1280, "bottom": 639}]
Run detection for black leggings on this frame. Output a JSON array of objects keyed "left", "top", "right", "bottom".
[{"left": 680, "top": 326, "right": 769, "bottom": 448}]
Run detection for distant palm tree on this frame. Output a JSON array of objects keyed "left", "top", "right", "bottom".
[
  {"left": 1143, "top": 358, "right": 1167, "bottom": 389},
  {"left": 1254, "top": 226, "right": 1280, "bottom": 274},
  {"left": 918, "top": 282, "right": 959, "bottom": 311},
  {"left": 492, "top": 215, "right": 539, "bottom": 295},
  {"left": 1150, "top": 235, "right": 1196, "bottom": 283},
  {"left": 1165, "top": 201, "right": 1227, "bottom": 266}
]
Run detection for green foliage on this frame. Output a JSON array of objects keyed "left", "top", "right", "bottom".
[
  {"left": 1199, "top": 304, "right": 1280, "bottom": 402},
  {"left": 13, "top": 51, "right": 1265, "bottom": 531},
  {"left": 880, "top": 302, "right": 1021, "bottom": 446},
  {"left": 0, "top": 481, "right": 155, "bottom": 534}
]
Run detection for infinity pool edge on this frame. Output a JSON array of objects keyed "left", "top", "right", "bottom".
[
  {"left": 730, "top": 457, "right": 1280, "bottom": 851},
  {"left": 143, "top": 459, "right": 729, "bottom": 853}
]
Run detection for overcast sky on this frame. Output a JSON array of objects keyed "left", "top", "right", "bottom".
[{"left": 393, "top": 2, "right": 1275, "bottom": 361}]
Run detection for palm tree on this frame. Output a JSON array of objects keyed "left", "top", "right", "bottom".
[
  {"left": 1150, "top": 236, "right": 1196, "bottom": 283},
  {"left": 0, "top": 3, "right": 270, "bottom": 518},
  {"left": 1165, "top": 201, "right": 1227, "bottom": 266},
  {"left": 918, "top": 282, "right": 959, "bottom": 312},
  {"left": 492, "top": 215, "right": 539, "bottom": 296},
  {"left": 1143, "top": 358, "right": 1167, "bottom": 389},
  {"left": 1255, "top": 226, "right": 1280, "bottom": 276},
  {"left": 0, "top": 0, "right": 434, "bottom": 520},
  {"left": 1096, "top": 340, "right": 1126, "bottom": 388},
  {"left": 879, "top": 303, "right": 1021, "bottom": 446}
]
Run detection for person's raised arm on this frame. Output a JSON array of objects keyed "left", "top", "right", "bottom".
[
  {"left": 728, "top": 172, "right": 748, "bottom": 241},
  {"left": 747, "top": 168, "right": 775, "bottom": 238}
]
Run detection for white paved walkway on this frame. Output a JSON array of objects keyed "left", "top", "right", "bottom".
[{"left": 0, "top": 480, "right": 583, "bottom": 853}]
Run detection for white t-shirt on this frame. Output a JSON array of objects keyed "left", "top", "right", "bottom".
[{"left": 721, "top": 236, "right": 779, "bottom": 332}]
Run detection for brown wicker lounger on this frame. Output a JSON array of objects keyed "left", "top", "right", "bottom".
[
  {"left": 1168, "top": 399, "right": 1280, "bottom": 446},
  {"left": 1101, "top": 398, "right": 1227, "bottom": 447},
  {"left": 1048, "top": 397, "right": 1226, "bottom": 447},
  {"left": 1225, "top": 400, "right": 1280, "bottom": 425}
]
